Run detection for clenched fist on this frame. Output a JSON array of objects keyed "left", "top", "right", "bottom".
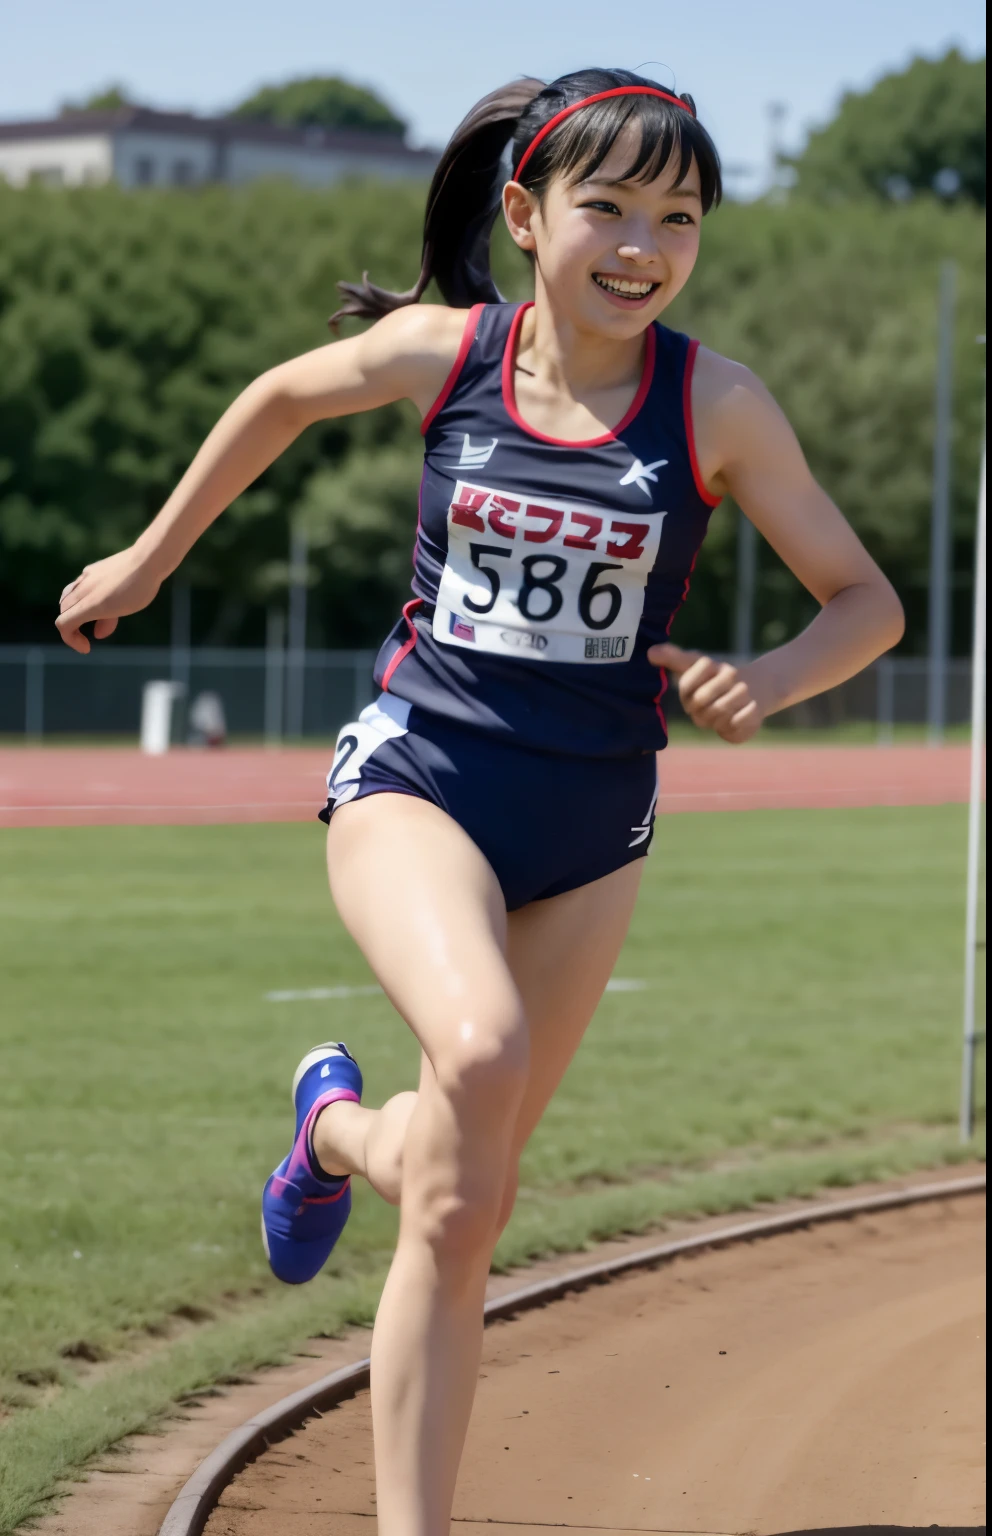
[{"left": 647, "top": 642, "right": 766, "bottom": 744}]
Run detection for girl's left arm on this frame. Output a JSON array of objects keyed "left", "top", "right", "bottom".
[{"left": 648, "top": 349, "right": 905, "bottom": 743}]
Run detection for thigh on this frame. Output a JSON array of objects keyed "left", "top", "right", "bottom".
[
  {"left": 505, "top": 858, "right": 643, "bottom": 1155},
  {"left": 326, "top": 792, "right": 521, "bottom": 1068}
]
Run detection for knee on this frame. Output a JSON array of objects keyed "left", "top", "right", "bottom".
[
  {"left": 434, "top": 1010, "right": 530, "bottom": 1121},
  {"left": 403, "top": 1015, "right": 529, "bottom": 1267}
]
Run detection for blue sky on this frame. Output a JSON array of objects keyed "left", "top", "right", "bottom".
[{"left": 3, "top": 0, "right": 985, "bottom": 194}]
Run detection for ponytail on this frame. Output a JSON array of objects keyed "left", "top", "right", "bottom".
[{"left": 329, "top": 78, "right": 543, "bottom": 330}]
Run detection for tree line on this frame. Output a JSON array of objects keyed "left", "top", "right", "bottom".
[{"left": 0, "top": 50, "right": 985, "bottom": 655}]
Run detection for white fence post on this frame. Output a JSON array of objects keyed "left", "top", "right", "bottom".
[
  {"left": 928, "top": 260, "right": 956, "bottom": 746},
  {"left": 959, "top": 445, "right": 986, "bottom": 1142},
  {"left": 141, "top": 680, "right": 185, "bottom": 755}
]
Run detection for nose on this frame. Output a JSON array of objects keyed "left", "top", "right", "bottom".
[{"left": 615, "top": 223, "right": 662, "bottom": 269}]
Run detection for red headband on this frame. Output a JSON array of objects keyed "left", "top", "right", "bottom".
[{"left": 514, "top": 85, "right": 694, "bottom": 182}]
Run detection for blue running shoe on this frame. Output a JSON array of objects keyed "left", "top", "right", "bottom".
[{"left": 261, "top": 1042, "right": 363, "bottom": 1285}]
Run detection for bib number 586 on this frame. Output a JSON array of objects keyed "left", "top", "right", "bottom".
[{"left": 465, "top": 542, "right": 623, "bottom": 631}]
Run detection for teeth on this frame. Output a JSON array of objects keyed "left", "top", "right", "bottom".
[{"left": 594, "top": 274, "right": 655, "bottom": 297}]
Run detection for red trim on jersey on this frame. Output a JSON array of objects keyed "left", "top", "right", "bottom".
[
  {"left": 421, "top": 304, "right": 485, "bottom": 435},
  {"left": 515, "top": 87, "right": 693, "bottom": 182},
  {"left": 682, "top": 338, "right": 721, "bottom": 507},
  {"left": 653, "top": 666, "right": 669, "bottom": 732},
  {"left": 654, "top": 536, "right": 710, "bottom": 730},
  {"left": 502, "top": 303, "right": 656, "bottom": 448},
  {"left": 381, "top": 598, "right": 424, "bottom": 691}
]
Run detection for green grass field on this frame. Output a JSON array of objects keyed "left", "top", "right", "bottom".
[{"left": 0, "top": 806, "right": 984, "bottom": 1530}]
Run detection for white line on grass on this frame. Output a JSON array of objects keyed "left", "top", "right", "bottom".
[
  {"left": 266, "top": 984, "right": 384, "bottom": 1002},
  {"left": 265, "top": 978, "right": 646, "bottom": 1003}
]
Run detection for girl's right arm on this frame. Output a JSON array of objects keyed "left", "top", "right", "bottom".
[{"left": 55, "top": 306, "right": 468, "bottom": 653}]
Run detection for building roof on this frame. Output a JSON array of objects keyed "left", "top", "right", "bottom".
[{"left": 0, "top": 106, "right": 437, "bottom": 163}]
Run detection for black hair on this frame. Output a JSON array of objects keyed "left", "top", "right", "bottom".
[{"left": 330, "top": 67, "right": 722, "bottom": 329}]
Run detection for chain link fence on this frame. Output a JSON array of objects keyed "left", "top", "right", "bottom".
[{"left": 0, "top": 644, "right": 975, "bottom": 743}]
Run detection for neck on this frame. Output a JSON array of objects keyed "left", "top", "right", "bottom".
[{"left": 518, "top": 277, "right": 648, "bottom": 397}]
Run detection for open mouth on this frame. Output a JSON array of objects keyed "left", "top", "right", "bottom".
[{"left": 592, "top": 273, "right": 659, "bottom": 303}]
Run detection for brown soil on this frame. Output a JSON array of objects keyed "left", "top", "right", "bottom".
[
  {"left": 206, "top": 1192, "right": 985, "bottom": 1536},
  {"left": 30, "top": 1171, "right": 984, "bottom": 1536}
]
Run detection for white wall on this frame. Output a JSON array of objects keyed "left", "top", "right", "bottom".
[
  {"left": 112, "top": 131, "right": 217, "bottom": 187},
  {"left": 0, "top": 129, "right": 434, "bottom": 191},
  {"left": 225, "top": 140, "right": 432, "bottom": 186},
  {"left": 0, "top": 134, "right": 112, "bottom": 187}
]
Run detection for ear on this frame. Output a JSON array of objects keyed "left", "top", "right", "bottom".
[{"left": 502, "top": 180, "right": 540, "bottom": 253}]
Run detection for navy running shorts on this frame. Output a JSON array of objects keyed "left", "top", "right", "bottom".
[{"left": 319, "top": 694, "right": 657, "bottom": 911}]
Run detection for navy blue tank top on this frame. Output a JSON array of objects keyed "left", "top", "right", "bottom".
[{"left": 373, "top": 301, "right": 720, "bottom": 758}]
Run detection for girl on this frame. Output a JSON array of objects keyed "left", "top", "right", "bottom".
[{"left": 56, "top": 67, "right": 903, "bottom": 1534}]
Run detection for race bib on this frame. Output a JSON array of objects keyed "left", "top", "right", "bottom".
[{"left": 433, "top": 480, "right": 665, "bottom": 664}]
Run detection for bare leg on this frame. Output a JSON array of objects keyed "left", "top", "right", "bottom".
[
  {"left": 316, "top": 862, "right": 643, "bottom": 1208},
  {"left": 496, "top": 859, "right": 644, "bottom": 1225},
  {"left": 318, "top": 790, "right": 643, "bottom": 1532},
  {"left": 312, "top": 1092, "right": 417, "bottom": 1204},
  {"left": 326, "top": 793, "right": 527, "bottom": 1534}
]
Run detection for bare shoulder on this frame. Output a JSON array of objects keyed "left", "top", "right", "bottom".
[
  {"left": 360, "top": 304, "right": 471, "bottom": 370},
  {"left": 357, "top": 304, "right": 473, "bottom": 412},
  {"left": 691, "top": 346, "right": 803, "bottom": 493},
  {"left": 692, "top": 345, "right": 775, "bottom": 420}
]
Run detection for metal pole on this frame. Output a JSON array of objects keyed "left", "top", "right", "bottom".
[
  {"left": 766, "top": 102, "right": 787, "bottom": 201},
  {"left": 264, "top": 607, "right": 285, "bottom": 748},
  {"left": 25, "top": 647, "right": 44, "bottom": 740},
  {"left": 733, "top": 509, "right": 758, "bottom": 660},
  {"left": 928, "top": 261, "right": 956, "bottom": 745},
  {"left": 876, "top": 656, "right": 895, "bottom": 746},
  {"left": 353, "top": 651, "right": 371, "bottom": 718},
  {"left": 959, "top": 443, "right": 986, "bottom": 1143},
  {"left": 286, "top": 525, "right": 308, "bottom": 740},
  {"left": 170, "top": 576, "right": 191, "bottom": 692}
]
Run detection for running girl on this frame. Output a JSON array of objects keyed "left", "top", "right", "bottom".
[{"left": 56, "top": 67, "right": 904, "bottom": 1533}]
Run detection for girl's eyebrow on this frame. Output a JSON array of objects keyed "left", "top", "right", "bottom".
[{"left": 580, "top": 178, "right": 702, "bottom": 199}]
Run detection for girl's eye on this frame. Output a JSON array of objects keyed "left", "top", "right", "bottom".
[
  {"left": 580, "top": 199, "right": 622, "bottom": 216},
  {"left": 662, "top": 211, "right": 694, "bottom": 226}
]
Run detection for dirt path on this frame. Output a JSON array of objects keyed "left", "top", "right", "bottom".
[{"left": 206, "top": 1193, "right": 985, "bottom": 1535}]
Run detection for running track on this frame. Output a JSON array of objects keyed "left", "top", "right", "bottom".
[{"left": 0, "top": 743, "right": 977, "bottom": 828}]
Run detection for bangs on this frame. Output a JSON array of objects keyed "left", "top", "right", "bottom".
[
  {"left": 556, "top": 98, "right": 695, "bottom": 190},
  {"left": 513, "top": 73, "right": 722, "bottom": 214}
]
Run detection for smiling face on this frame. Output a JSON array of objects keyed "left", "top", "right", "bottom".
[{"left": 503, "top": 124, "right": 703, "bottom": 338}]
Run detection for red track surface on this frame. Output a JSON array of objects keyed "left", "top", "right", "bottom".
[{"left": 0, "top": 743, "right": 975, "bottom": 828}]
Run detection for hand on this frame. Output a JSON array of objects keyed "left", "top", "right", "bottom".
[
  {"left": 648, "top": 642, "right": 765, "bottom": 744},
  {"left": 55, "top": 547, "right": 164, "bottom": 655}
]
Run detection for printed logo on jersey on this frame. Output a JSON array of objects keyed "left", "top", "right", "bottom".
[
  {"left": 619, "top": 457, "right": 668, "bottom": 497},
  {"left": 433, "top": 480, "right": 665, "bottom": 665},
  {"left": 446, "top": 434, "right": 499, "bottom": 469},
  {"left": 628, "top": 784, "right": 658, "bottom": 847},
  {"left": 501, "top": 629, "right": 548, "bottom": 651}
]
